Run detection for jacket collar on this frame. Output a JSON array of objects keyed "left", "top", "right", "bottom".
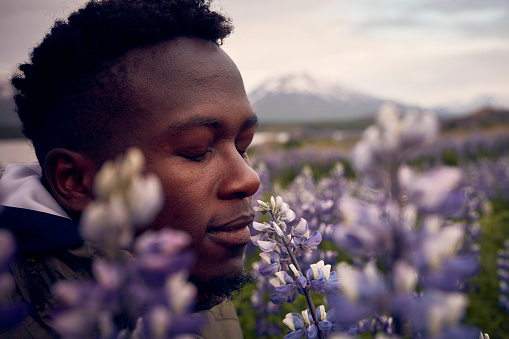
[
  {"left": 0, "top": 163, "right": 82, "bottom": 254},
  {"left": 0, "top": 163, "right": 70, "bottom": 219}
]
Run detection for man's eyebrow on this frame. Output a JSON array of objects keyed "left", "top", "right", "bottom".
[
  {"left": 165, "top": 114, "right": 258, "bottom": 134},
  {"left": 166, "top": 116, "right": 221, "bottom": 132}
]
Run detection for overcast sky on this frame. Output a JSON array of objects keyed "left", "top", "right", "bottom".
[{"left": 1, "top": 0, "right": 508, "bottom": 107}]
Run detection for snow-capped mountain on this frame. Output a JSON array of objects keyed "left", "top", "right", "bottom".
[{"left": 248, "top": 74, "right": 410, "bottom": 123}]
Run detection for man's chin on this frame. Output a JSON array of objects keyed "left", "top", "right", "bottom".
[{"left": 190, "top": 270, "right": 254, "bottom": 312}]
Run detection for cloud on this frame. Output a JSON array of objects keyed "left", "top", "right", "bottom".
[
  {"left": 0, "top": 0, "right": 507, "bottom": 107},
  {"left": 416, "top": 0, "right": 509, "bottom": 13},
  {"left": 350, "top": 0, "right": 509, "bottom": 39}
]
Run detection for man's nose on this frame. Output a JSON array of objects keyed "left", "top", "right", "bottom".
[{"left": 217, "top": 149, "right": 260, "bottom": 199}]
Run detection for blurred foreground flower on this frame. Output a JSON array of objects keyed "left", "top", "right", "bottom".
[
  {"left": 330, "top": 104, "right": 480, "bottom": 338},
  {"left": 52, "top": 148, "right": 202, "bottom": 338},
  {"left": 81, "top": 148, "right": 164, "bottom": 252},
  {"left": 0, "top": 229, "right": 27, "bottom": 329}
]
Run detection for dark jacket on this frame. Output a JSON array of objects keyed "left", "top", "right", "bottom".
[{"left": 0, "top": 163, "right": 243, "bottom": 338}]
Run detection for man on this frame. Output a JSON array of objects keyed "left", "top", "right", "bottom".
[{"left": 0, "top": 0, "right": 259, "bottom": 337}]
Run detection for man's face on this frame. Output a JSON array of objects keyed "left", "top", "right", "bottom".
[{"left": 119, "top": 38, "right": 260, "bottom": 300}]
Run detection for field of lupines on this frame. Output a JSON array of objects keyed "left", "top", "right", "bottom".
[
  {"left": 1, "top": 103, "right": 509, "bottom": 338},
  {"left": 238, "top": 103, "right": 509, "bottom": 339}
]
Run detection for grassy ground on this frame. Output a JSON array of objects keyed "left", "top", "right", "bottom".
[{"left": 465, "top": 199, "right": 509, "bottom": 339}]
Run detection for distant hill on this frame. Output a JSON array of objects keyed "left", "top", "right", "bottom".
[
  {"left": 248, "top": 74, "right": 447, "bottom": 123},
  {"left": 0, "top": 84, "right": 18, "bottom": 128},
  {"left": 442, "top": 106, "right": 509, "bottom": 131},
  {"left": 0, "top": 83, "right": 22, "bottom": 138},
  {"left": 248, "top": 74, "right": 509, "bottom": 124}
]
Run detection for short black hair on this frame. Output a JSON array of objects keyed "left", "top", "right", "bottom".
[{"left": 11, "top": 0, "right": 233, "bottom": 167}]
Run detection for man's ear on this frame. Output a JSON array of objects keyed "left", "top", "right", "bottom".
[{"left": 45, "top": 148, "right": 98, "bottom": 214}]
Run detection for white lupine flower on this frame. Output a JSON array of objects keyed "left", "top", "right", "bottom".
[
  {"left": 269, "top": 277, "right": 282, "bottom": 288},
  {"left": 281, "top": 207, "right": 296, "bottom": 222},
  {"left": 270, "top": 196, "right": 276, "bottom": 212},
  {"left": 400, "top": 109, "right": 438, "bottom": 147},
  {"left": 338, "top": 262, "right": 386, "bottom": 303},
  {"left": 253, "top": 221, "right": 271, "bottom": 232},
  {"left": 293, "top": 218, "right": 309, "bottom": 237},
  {"left": 119, "top": 148, "right": 145, "bottom": 182},
  {"left": 393, "top": 260, "right": 417, "bottom": 294},
  {"left": 257, "top": 240, "right": 277, "bottom": 252},
  {"left": 148, "top": 306, "right": 171, "bottom": 338},
  {"left": 422, "top": 216, "right": 443, "bottom": 234},
  {"left": 81, "top": 200, "right": 128, "bottom": 244},
  {"left": 322, "top": 264, "right": 331, "bottom": 280},
  {"left": 80, "top": 147, "right": 163, "bottom": 248},
  {"left": 316, "top": 305, "right": 326, "bottom": 321},
  {"left": 302, "top": 309, "right": 311, "bottom": 326},
  {"left": 422, "top": 226, "right": 464, "bottom": 269},
  {"left": 257, "top": 200, "right": 269, "bottom": 209},
  {"left": 275, "top": 196, "right": 284, "bottom": 209},
  {"left": 93, "top": 161, "right": 117, "bottom": 200},
  {"left": 275, "top": 271, "right": 288, "bottom": 285},
  {"left": 282, "top": 313, "right": 297, "bottom": 331},
  {"left": 336, "top": 263, "right": 359, "bottom": 302},
  {"left": 310, "top": 260, "right": 331, "bottom": 280},
  {"left": 310, "top": 261, "right": 321, "bottom": 279},
  {"left": 289, "top": 264, "right": 301, "bottom": 277},
  {"left": 376, "top": 103, "right": 401, "bottom": 152},
  {"left": 376, "top": 102, "right": 399, "bottom": 131},
  {"left": 427, "top": 291, "right": 467, "bottom": 335},
  {"left": 166, "top": 273, "right": 197, "bottom": 314},
  {"left": 351, "top": 133, "right": 376, "bottom": 172},
  {"left": 273, "top": 222, "right": 285, "bottom": 237},
  {"left": 126, "top": 174, "right": 164, "bottom": 226}
]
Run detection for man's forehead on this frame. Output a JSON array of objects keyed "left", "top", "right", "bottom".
[
  {"left": 123, "top": 38, "right": 236, "bottom": 82},
  {"left": 118, "top": 38, "right": 246, "bottom": 107},
  {"left": 107, "top": 37, "right": 255, "bottom": 145}
]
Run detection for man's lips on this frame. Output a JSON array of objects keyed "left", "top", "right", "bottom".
[{"left": 206, "top": 214, "right": 254, "bottom": 248}]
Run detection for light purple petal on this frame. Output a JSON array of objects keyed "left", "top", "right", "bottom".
[
  {"left": 292, "top": 218, "right": 309, "bottom": 237},
  {"left": 304, "top": 231, "right": 322, "bottom": 248},
  {"left": 258, "top": 240, "right": 277, "bottom": 252},
  {"left": 253, "top": 221, "right": 271, "bottom": 232}
]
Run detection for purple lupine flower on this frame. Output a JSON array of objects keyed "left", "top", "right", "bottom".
[
  {"left": 269, "top": 271, "right": 298, "bottom": 304},
  {"left": 259, "top": 251, "right": 281, "bottom": 277},
  {"left": 283, "top": 312, "right": 306, "bottom": 339},
  {"left": 333, "top": 197, "right": 391, "bottom": 257},
  {"left": 399, "top": 166, "right": 465, "bottom": 216},
  {"left": 306, "top": 260, "right": 340, "bottom": 295},
  {"left": 283, "top": 309, "right": 319, "bottom": 339},
  {"left": 497, "top": 240, "right": 509, "bottom": 313},
  {"left": 282, "top": 305, "right": 357, "bottom": 339},
  {"left": 328, "top": 104, "right": 481, "bottom": 338},
  {"left": 293, "top": 230, "right": 322, "bottom": 255}
]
